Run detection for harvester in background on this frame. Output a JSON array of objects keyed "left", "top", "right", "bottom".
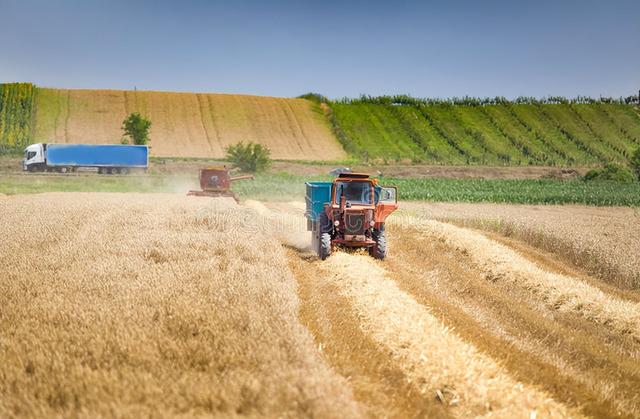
[
  {"left": 187, "top": 166, "right": 253, "bottom": 202},
  {"left": 305, "top": 173, "right": 398, "bottom": 260}
]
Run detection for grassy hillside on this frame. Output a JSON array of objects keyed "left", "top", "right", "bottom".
[
  {"left": 29, "top": 88, "right": 345, "bottom": 160},
  {"left": 327, "top": 97, "right": 640, "bottom": 166}
]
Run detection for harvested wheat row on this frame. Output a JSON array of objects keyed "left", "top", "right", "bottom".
[
  {"left": 320, "top": 252, "right": 579, "bottom": 418},
  {"left": 408, "top": 219, "right": 640, "bottom": 341},
  {"left": 0, "top": 193, "right": 360, "bottom": 418},
  {"left": 404, "top": 202, "right": 640, "bottom": 289},
  {"left": 390, "top": 224, "right": 640, "bottom": 416}
]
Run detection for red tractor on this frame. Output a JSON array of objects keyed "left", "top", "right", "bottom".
[{"left": 305, "top": 173, "right": 398, "bottom": 260}]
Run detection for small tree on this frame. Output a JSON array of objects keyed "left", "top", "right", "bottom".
[
  {"left": 225, "top": 141, "right": 271, "bottom": 173},
  {"left": 631, "top": 148, "right": 640, "bottom": 180},
  {"left": 122, "top": 112, "right": 151, "bottom": 145}
]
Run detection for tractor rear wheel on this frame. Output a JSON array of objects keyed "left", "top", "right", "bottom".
[
  {"left": 369, "top": 229, "right": 387, "bottom": 260},
  {"left": 319, "top": 232, "right": 332, "bottom": 260}
]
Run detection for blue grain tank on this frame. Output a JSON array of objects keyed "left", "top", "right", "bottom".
[
  {"left": 305, "top": 181, "right": 332, "bottom": 222},
  {"left": 304, "top": 180, "right": 384, "bottom": 224},
  {"left": 23, "top": 143, "right": 149, "bottom": 174}
]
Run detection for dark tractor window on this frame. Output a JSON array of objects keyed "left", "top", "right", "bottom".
[
  {"left": 26, "top": 151, "right": 36, "bottom": 160},
  {"left": 335, "top": 181, "right": 372, "bottom": 205}
]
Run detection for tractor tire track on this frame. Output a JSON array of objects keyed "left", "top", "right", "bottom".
[
  {"left": 286, "top": 248, "right": 448, "bottom": 419},
  {"left": 285, "top": 245, "right": 577, "bottom": 418}
]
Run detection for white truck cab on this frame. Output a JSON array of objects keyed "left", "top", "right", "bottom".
[{"left": 23, "top": 143, "right": 45, "bottom": 171}]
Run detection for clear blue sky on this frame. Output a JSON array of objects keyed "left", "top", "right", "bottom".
[{"left": 1, "top": 0, "right": 638, "bottom": 99}]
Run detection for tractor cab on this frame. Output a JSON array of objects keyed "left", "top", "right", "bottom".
[{"left": 333, "top": 174, "right": 374, "bottom": 208}]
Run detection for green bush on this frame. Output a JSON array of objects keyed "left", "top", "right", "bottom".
[
  {"left": 122, "top": 112, "right": 151, "bottom": 145},
  {"left": 583, "top": 163, "right": 636, "bottom": 183},
  {"left": 631, "top": 148, "right": 640, "bottom": 180},
  {"left": 297, "top": 93, "right": 328, "bottom": 104},
  {"left": 225, "top": 141, "right": 271, "bottom": 173}
]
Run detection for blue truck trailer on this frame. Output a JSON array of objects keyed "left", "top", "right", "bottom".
[{"left": 23, "top": 143, "right": 149, "bottom": 174}]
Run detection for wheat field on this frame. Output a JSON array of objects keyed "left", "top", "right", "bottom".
[
  {"left": 0, "top": 194, "right": 358, "bottom": 417},
  {"left": 2, "top": 194, "right": 639, "bottom": 418},
  {"left": 32, "top": 89, "right": 346, "bottom": 160}
]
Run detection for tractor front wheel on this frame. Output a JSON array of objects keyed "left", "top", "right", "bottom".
[
  {"left": 319, "top": 232, "right": 332, "bottom": 260},
  {"left": 317, "top": 211, "right": 332, "bottom": 260},
  {"left": 369, "top": 229, "right": 387, "bottom": 260}
]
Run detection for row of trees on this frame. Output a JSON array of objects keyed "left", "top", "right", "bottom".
[{"left": 333, "top": 94, "right": 640, "bottom": 107}]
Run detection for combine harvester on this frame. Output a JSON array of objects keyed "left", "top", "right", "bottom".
[
  {"left": 305, "top": 173, "right": 398, "bottom": 260},
  {"left": 187, "top": 167, "right": 253, "bottom": 202}
]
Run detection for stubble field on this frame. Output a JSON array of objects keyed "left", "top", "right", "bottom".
[{"left": 1, "top": 193, "right": 639, "bottom": 418}]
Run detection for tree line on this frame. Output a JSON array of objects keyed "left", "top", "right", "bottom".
[{"left": 300, "top": 92, "right": 640, "bottom": 106}]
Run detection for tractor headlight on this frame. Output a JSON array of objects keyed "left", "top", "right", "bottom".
[{"left": 334, "top": 220, "right": 340, "bottom": 226}]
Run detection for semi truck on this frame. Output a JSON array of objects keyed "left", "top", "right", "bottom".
[
  {"left": 305, "top": 173, "right": 398, "bottom": 260},
  {"left": 22, "top": 143, "right": 149, "bottom": 174}
]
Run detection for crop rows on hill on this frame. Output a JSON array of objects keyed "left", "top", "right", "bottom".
[
  {"left": 325, "top": 95, "right": 640, "bottom": 166},
  {"left": 31, "top": 88, "right": 345, "bottom": 160},
  {"left": 0, "top": 83, "right": 36, "bottom": 153}
]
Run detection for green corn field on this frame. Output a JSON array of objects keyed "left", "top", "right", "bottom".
[
  {"left": 327, "top": 96, "right": 640, "bottom": 166},
  {"left": 0, "top": 83, "right": 36, "bottom": 153}
]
